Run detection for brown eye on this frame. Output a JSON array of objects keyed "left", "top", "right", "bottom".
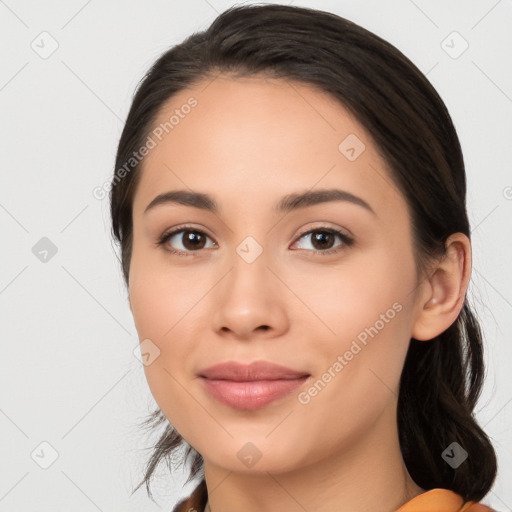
[
  {"left": 180, "top": 231, "right": 207, "bottom": 250},
  {"left": 293, "top": 228, "right": 354, "bottom": 255},
  {"left": 310, "top": 231, "right": 336, "bottom": 250},
  {"left": 158, "top": 228, "right": 216, "bottom": 255}
]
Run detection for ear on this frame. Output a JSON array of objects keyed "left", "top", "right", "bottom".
[{"left": 411, "top": 233, "right": 471, "bottom": 341}]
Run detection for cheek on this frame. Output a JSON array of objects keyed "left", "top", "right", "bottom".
[
  {"left": 129, "top": 273, "right": 202, "bottom": 437},
  {"left": 288, "top": 261, "right": 414, "bottom": 448},
  {"left": 129, "top": 268, "right": 202, "bottom": 377},
  {"left": 128, "top": 252, "right": 211, "bottom": 426},
  {"left": 292, "top": 248, "right": 416, "bottom": 399},
  {"left": 291, "top": 250, "right": 413, "bottom": 342},
  {"left": 128, "top": 244, "right": 202, "bottom": 339}
]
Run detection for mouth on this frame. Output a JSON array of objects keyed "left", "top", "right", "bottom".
[{"left": 198, "top": 360, "right": 310, "bottom": 410}]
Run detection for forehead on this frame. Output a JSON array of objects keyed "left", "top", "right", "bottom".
[{"left": 132, "top": 75, "right": 405, "bottom": 218}]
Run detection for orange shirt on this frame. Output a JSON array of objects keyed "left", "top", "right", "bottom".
[
  {"left": 396, "top": 488, "right": 495, "bottom": 511},
  {"left": 171, "top": 479, "right": 496, "bottom": 512}
]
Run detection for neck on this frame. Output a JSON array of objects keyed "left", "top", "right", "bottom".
[{"left": 202, "top": 406, "right": 424, "bottom": 512}]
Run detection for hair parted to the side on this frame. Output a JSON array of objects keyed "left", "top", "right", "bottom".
[{"left": 109, "top": 3, "right": 497, "bottom": 502}]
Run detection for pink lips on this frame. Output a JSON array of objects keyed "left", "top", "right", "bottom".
[{"left": 198, "top": 360, "right": 310, "bottom": 410}]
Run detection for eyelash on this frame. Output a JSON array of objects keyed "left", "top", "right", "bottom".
[{"left": 156, "top": 224, "right": 354, "bottom": 257}]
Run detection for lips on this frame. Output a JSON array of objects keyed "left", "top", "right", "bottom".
[
  {"left": 198, "top": 360, "right": 310, "bottom": 381},
  {"left": 198, "top": 360, "right": 310, "bottom": 410}
]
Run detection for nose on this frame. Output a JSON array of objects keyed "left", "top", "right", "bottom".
[{"left": 211, "top": 249, "right": 289, "bottom": 341}]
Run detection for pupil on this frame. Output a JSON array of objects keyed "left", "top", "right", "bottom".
[
  {"left": 314, "top": 231, "right": 332, "bottom": 249},
  {"left": 185, "top": 232, "right": 204, "bottom": 249}
]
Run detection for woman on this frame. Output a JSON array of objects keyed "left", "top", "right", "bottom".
[{"left": 109, "top": 4, "right": 498, "bottom": 511}]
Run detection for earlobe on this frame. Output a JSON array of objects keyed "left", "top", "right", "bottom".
[{"left": 411, "top": 233, "right": 471, "bottom": 341}]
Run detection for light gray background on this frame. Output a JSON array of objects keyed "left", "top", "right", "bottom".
[{"left": 1, "top": 0, "right": 511, "bottom": 510}]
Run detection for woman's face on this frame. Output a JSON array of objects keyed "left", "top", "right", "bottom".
[{"left": 128, "top": 75, "right": 427, "bottom": 475}]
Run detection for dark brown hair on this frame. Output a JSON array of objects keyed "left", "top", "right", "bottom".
[{"left": 110, "top": 3, "right": 497, "bottom": 502}]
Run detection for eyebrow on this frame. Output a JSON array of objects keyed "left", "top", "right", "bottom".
[{"left": 144, "top": 188, "right": 376, "bottom": 216}]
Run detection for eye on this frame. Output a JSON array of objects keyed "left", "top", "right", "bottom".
[
  {"left": 292, "top": 227, "right": 354, "bottom": 255},
  {"left": 157, "top": 226, "right": 217, "bottom": 256}
]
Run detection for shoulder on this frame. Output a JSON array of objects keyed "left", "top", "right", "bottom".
[
  {"left": 397, "top": 488, "right": 497, "bottom": 512},
  {"left": 460, "top": 503, "right": 498, "bottom": 512}
]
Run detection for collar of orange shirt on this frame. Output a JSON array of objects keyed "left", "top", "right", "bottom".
[{"left": 171, "top": 480, "right": 495, "bottom": 512}]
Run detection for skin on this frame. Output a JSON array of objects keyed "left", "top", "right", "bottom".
[{"left": 128, "top": 75, "right": 471, "bottom": 512}]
